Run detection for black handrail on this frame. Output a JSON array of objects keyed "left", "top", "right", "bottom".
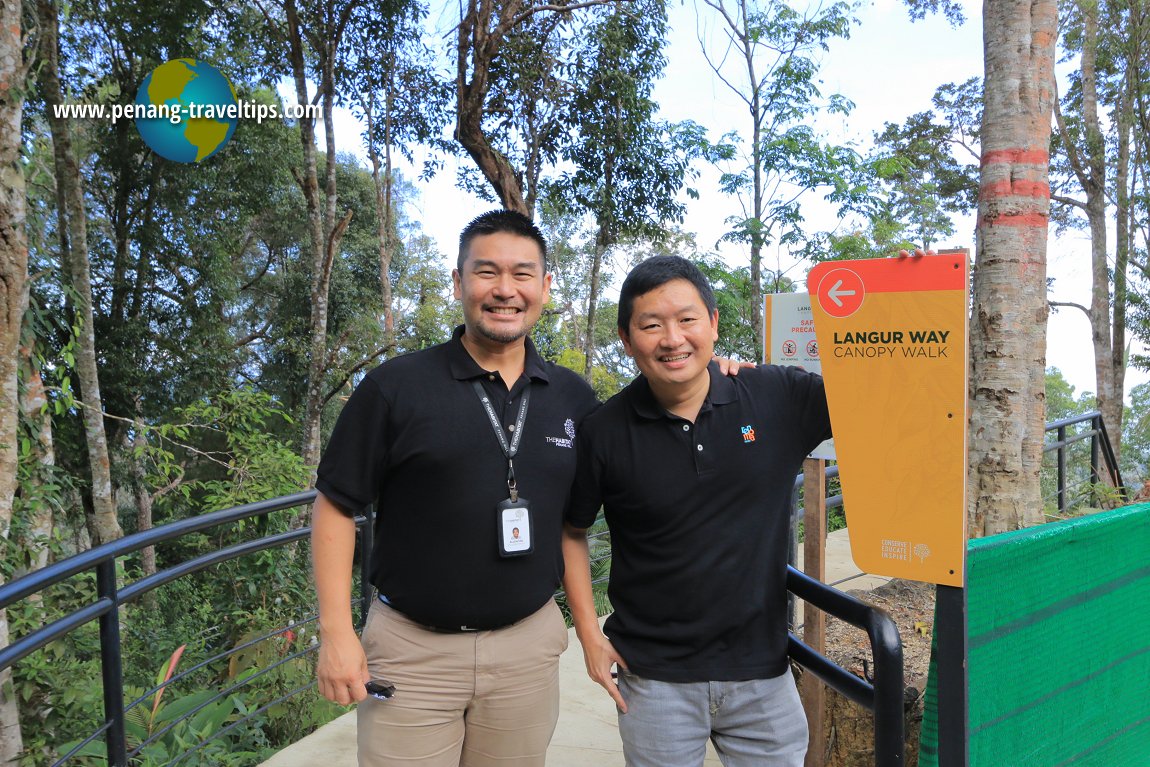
[
  {"left": 0, "top": 489, "right": 376, "bottom": 767},
  {"left": 10, "top": 405, "right": 1116, "bottom": 767},
  {"left": 2, "top": 484, "right": 909, "bottom": 767},
  {"left": 1042, "top": 410, "right": 1126, "bottom": 514},
  {"left": 786, "top": 566, "right": 905, "bottom": 767}
]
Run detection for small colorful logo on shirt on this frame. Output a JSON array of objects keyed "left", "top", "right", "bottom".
[
  {"left": 547, "top": 418, "right": 576, "bottom": 448},
  {"left": 741, "top": 425, "right": 756, "bottom": 443}
]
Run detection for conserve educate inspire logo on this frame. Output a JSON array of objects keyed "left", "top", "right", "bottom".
[{"left": 133, "top": 58, "right": 238, "bottom": 163}]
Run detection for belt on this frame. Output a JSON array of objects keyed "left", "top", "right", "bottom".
[{"left": 378, "top": 594, "right": 493, "bottom": 633}]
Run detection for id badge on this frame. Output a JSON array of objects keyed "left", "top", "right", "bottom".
[{"left": 497, "top": 498, "right": 533, "bottom": 558}]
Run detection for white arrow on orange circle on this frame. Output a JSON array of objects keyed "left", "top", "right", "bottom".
[{"left": 828, "top": 279, "right": 857, "bottom": 307}]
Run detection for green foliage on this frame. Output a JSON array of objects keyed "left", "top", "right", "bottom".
[
  {"left": 694, "top": 256, "right": 759, "bottom": 362},
  {"left": 549, "top": 0, "right": 693, "bottom": 248},
  {"left": 861, "top": 79, "right": 981, "bottom": 251},
  {"left": 1040, "top": 368, "right": 1103, "bottom": 516},
  {"left": 8, "top": 377, "right": 330, "bottom": 765},
  {"left": 7, "top": 573, "right": 105, "bottom": 767},
  {"left": 1045, "top": 367, "right": 1096, "bottom": 422},
  {"left": 341, "top": 0, "right": 452, "bottom": 171},
  {"left": 555, "top": 348, "right": 626, "bottom": 401},
  {"left": 556, "top": 517, "right": 613, "bottom": 624},
  {"left": 177, "top": 389, "right": 309, "bottom": 510},
  {"left": 900, "top": 0, "right": 967, "bottom": 26},
  {"left": 14, "top": 532, "right": 333, "bottom": 766},
  {"left": 1121, "top": 381, "right": 1150, "bottom": 487},
  {"left": 703, "top": 0, "right": 868, "bottom": 255}
]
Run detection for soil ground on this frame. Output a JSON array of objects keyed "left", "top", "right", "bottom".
[{"left": 799, "top": 578, "right": 937, "bottom": 767}]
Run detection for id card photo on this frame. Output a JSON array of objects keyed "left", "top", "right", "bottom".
[{"left": 502, "top": 507, "right": 531, "bottom": 552}]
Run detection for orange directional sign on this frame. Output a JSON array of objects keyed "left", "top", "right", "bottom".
[
  {"left": 814, "top": 267, "right": 866, "bottom": 318},
  {"left": 807, "top": 255, "right": 969, "bottom": 587}
]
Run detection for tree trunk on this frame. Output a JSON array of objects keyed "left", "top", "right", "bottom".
[
  {"left": 455, "top": 0, "right": 531, "bottom": 215},
  {"left": 583, "top": 235, "right": 607, "bottom": 382},
  {"left": 366, "top": 89, "right": 396, "bottom": 343},
  {"left": 289, "top": 0, "right": 326, "bottom": 481},
  {"left": 0, "top": 0, "right": 29, "bottom": 756},
  {"left": 1077, "top": 0, "right": 1123, "bottom": 458},
  {"left": 38, "top": 0, "right": 122, "bottom": 545},
  {"left": 1109, "top": 62, "right": 1134, "bottom": 462},
  {"left": 749, "top": 33, "right": 765, "bottom": 363},
  {"left": 129, "top": 402, "right": 156, "bottom": 579},
  {"left": 969, "top": 0, "right": 1057, "bottom": 536},
  {"left": 288, "top": 0, "right": 353, "bottom": 490},
  {"left": 19, "top": 345, "right": 55, "bottom": 573}
]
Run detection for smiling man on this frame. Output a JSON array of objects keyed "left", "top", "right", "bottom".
[
  {"left": 313, "top": 210, "right": 599, "bottom": 766},
  {"left": 562, "top": 255, "right": 832, "bottom": 767}
]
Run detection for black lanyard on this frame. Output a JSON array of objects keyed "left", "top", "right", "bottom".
[{"left": 471, "top": 381, "right": 531, "bottom": 502}]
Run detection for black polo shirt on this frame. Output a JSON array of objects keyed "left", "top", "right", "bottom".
[
  {"left": 567, "top": 362, "right": 831, "bottom": 682},
  {"left": 317, "top": 326, "right": 599, "bottom": 630}
]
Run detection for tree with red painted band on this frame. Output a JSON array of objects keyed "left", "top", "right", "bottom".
[{"left": 969, "top": 0, "right": 1058, "bottom": 535}]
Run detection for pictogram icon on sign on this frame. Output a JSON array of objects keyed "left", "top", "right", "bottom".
[{"left": 816, "top": 268, "right": 865, "bottom": 318}]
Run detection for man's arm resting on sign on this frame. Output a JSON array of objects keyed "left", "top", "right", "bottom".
[
  {"left": 313, "top": 492, "right": 370, "bottom": 705},
  {"left": 562, "top": 522, "right": 629, "bottom": 712}
]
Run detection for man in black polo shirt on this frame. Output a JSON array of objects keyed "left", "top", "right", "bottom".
[
  {"left": 313, "top": 210, "right": 598, "bottom": 766},
  {"left": 562, "top": 256, "right": 831, "bottom": 767}
]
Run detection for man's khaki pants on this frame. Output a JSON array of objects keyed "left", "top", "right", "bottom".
[{"left": 357, "top": 598, "right": 568, "bottom": 766}]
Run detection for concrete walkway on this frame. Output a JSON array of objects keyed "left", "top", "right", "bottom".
[{"left": 259, "top": 528, "right": 886, "bottom": 766}]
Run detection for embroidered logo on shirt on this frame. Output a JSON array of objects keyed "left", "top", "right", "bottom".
[
  {"left": 741, "top": 425, "right": 756, "bottom": 443},
  {"left": 547, "top": 418, "right": 576, "bottom": 448}
]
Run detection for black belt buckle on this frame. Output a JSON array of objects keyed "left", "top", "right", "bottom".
[
  {"left": 423, "top": 623, "right": 481, "bottom": 634},
  {"left": 378, "top": 596, "right": 490, "bottom": 633}
]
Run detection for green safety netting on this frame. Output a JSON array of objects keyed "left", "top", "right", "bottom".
[{"left": 919, "top": 503, "right": 1150, "bottom": 766}]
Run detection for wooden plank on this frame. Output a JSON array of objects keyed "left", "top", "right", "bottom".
[{"left": 801, "top": 457, "right": 827, "bottom": 767}]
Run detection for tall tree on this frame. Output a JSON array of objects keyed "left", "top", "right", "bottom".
[
  {"left": 699, "top": 0, "right": 858, "bottom": 360},
  {"left": 0, "top": 0, "right": 29, "bottom": 755},
  {"left": 1049, "top": 0, "right": 1150, "bottom": 459},
  {"left": 873, "top": 99, "right": 979, "bottom": 250},
  {"left": 1124, "top": 2, "right": 1150, "bottom": 373},
  {"left": 37, "top": 0, "right": 122, "bottom": 544},
  {"left": 454, "top": 0, "right": 616, "bottom": 215},
  {"left": 255, "top": 0, "right": 360, "bottom": 480},
  {"left": 968, "top": 0, "right": 1057, "bottom": 534},
  {"left": 343, "top": 1, "right": 449, "bottom": 346},
  {"left": 551, "top": 0, "right": 696, "bottom": 379}
]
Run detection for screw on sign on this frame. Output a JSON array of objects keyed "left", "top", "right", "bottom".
[{"left": 816, "top": 268, "right": 865, "bottom": 318}]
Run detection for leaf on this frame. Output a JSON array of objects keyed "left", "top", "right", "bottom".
[
  {"left": 56, "top": 739, "right": 108, "bottom": 762},
  {"left": 152, "top": 689, "right": 217, "bottom": 725},
  {"left": 190, "top": 699, "right": 234, "bottom": 734},
  {"left": 151, "top": 644, "right": 187, "bottom": 723}
]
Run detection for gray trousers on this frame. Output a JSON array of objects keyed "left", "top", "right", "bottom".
[{"left": 617, "top": 669, "right": 808, "bottom": 767}]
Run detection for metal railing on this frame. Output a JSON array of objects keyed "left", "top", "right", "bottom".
[
  {"left": 1, "top": 488, "right": 903, "bottom": 766},
  {"left": 1043, "top": 410, "right": 1126, "bottom": 514},
  {"left": 0, "top": 490, "right": 375, "bottom": 767},
  {"left": 1, "top": 408, "right": 1124, "bottom": 766},
  {"left": 785, "top": 464, "right": 904, "bottom": 766},
  {"left": 787, "top": 566, "right": 905, "bottom": 767}
]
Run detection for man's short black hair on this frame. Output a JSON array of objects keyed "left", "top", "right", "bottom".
[
  {"left": 457, "top": 210, "right": 548, "bottom": 272},
  {"left": 618, "top": 256, "right": 718, "bottom": 335}
]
